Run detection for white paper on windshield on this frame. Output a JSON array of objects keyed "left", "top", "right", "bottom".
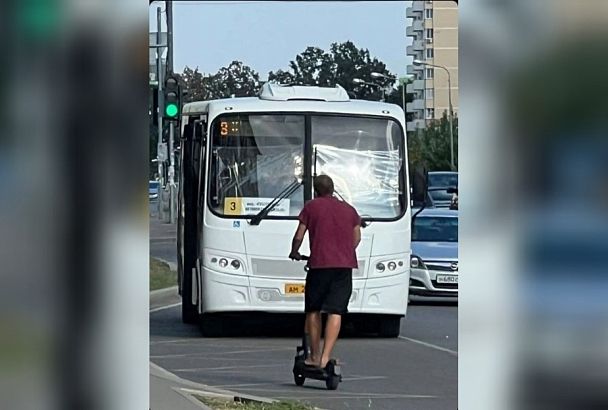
[{"left": 225, "top": 197, "right": 290, "bottom": 216}]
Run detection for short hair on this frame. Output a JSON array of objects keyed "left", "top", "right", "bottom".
[{"left": 313, "top": 175, "right": 334, "bottom": 197}]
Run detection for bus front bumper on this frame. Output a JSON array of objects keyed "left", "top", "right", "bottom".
[{"left": 201, "top": 267, "right": 409, "bottom": 316}]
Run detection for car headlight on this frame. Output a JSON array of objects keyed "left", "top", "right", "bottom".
[
  {"left": 376, "top": 262, "right": 386, "bottom": 272},
  {"left": 410, "top": 255, "right": 425, "bottom": 269}
]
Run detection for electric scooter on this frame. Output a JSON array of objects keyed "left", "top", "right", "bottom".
[{"left": 291, "top": 255, "right": 343, "bottom": 390}]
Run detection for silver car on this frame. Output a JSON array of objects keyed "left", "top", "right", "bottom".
[{"left": 410, "top": 208, "right": 458, "bottom": 299}]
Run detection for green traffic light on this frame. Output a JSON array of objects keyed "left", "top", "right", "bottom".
[{"left": 165, "top": 103, "right": 179, "bottom": 117}]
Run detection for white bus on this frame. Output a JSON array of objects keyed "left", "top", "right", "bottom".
[{"left": 177, "top": 83, "right": 411, "bottom": 337}]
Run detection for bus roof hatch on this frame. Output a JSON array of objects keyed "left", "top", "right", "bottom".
[{"left": 259, "top": 83, "right": 350, "bottom": 102}]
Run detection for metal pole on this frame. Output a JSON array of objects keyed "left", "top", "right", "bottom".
[
  {"left": 402, "top": 81, "right": 406, "bottom": 111},
  {"left": 444, "top": 67, "right": 454, "bottom": 171},
  {"left": 156, "top": 7, "right": 164, "bottom": 189},
  {"left": 169, "top": 121, "right": 176, "bottom": 223},
  {"left": 166, "top": 0, "right": 173, "bottom": 72}
]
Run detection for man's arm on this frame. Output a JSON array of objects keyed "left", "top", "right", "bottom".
[
  {"left": 353, "top": 225, "right": 361, "bottom": 248},
  {"left": 289, "top": 222, "right": 308, "bottom": 260}
]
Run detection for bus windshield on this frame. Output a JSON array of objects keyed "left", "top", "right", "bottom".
[{"left": 209, "top": 114, "right": 405, "bottom": 219}]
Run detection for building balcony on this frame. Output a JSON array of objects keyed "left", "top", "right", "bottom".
[
  {"left": 405, "top": 20, "right": 424, "bottom": 37},
  {"left": 407, "top": 64, "right": 424, "bottom": 75},
  {"left": 406, "top": 99, "right": 425, "bottom": 112},
  {"left": 406, "top": 80, "right": 424, "bottom": 94},
  {"left": 407, "top": 1, "right": 424, "bottom": 13}
]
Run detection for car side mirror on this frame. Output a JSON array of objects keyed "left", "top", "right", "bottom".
[{"left": 446, "top": 187, "right": 458, "bottom": 194}]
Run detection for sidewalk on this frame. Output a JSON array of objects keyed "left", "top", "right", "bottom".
[
  {"left": 151, "top": 363, "right": 212, "bottom": 410},
  {"left": 150, "top": 362, "right": 276, "bottom": 410}
]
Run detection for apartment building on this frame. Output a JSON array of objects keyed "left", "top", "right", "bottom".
[{"left": 406, "top": 1, "right": 458, "bottom": 131}]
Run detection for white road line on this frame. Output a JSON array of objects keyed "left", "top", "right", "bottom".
[
  {"left": 398, "top": 336, "right": 458, "bottom": 356},
  {"left": 341, "top": 376, "right": 388, "bottom": 382},
  {"left": 150, "top": 302, "right": 181, "bottom": 313},
  {"left": 174, "top": 364, "right": 284, "bottom": 372},
  {"left": 151, "top": 347, "right": 293, "bottom": 359}
]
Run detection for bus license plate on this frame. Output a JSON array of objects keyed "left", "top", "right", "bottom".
[
  {"left": 284, "top": 283, "right": 305, "bottom": 295},
  {"left": 436, "top": 274, "right": 458, "bottom": 284}
]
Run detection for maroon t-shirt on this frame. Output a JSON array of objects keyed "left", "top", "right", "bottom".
[{"left": 298, "top": 196, "right": 361, "bottom": 269}]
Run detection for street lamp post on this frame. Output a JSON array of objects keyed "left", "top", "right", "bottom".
[
  {"left": 371, "top": 72, "right": 413, "bottom": 113},
  {"left": 413, "top": 59, "right": 455, "bottom": 171},
  {"left": 353, "top": 78, "right": 385, "bottom": 101}
]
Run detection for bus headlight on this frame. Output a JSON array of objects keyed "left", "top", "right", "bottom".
[
  {"left": 374, "top": 257, "right": 407, "bottom": 275},
  {"left": 205, "top": 254, "right": 246, "bottom": 274}
]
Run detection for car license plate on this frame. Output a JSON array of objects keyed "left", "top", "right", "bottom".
[
  {"left": 284, "top": 283, "right": 305, "bottom": 295},
  {"left": 436, "top": 274, "right": 458, "bottom": 284}
]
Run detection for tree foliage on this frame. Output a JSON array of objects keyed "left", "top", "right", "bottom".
[
  {"left": 409, "top": 111, "right": 458, "bottom": 171},
  {"left": 268, "top": 41, "right": 395, "bottom": 100},
  {"left": 178, "top": 61, "right": 261, "bottom": 102}
]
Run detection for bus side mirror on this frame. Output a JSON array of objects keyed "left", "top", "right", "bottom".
[{"left": 411, "top": 165, "right": 428, "bottom": 205}]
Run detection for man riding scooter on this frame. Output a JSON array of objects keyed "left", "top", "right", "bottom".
[{"left": 289, "top": 175, "right": 362, "bottom": 369}]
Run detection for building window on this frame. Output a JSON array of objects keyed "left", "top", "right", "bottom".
[
  {"left": 425, "top": 9, "right": 433, "bottom": 19},
  {"left": 426, "top": 28, "right": 433, "bottom": 39},
  {"left": 426, "top": 68, "right": 434, "bottom": 78},
  {"left": 426, "top": 48, "right": 434, "bottom": 58},
  {"left": 426, "top": 88, "right": 434, "bottom": 99},
  {"left": 426, "top": 108, "right": 435, "bottom": 119}
]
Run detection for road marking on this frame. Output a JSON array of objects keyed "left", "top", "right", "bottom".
[
  {"left": 398, "top": 336, "right": 458, "bottom": 356},
  {"left": 175, "top": 364, "right": 284, "bottom": 372},
  {"left": 151, "top": 347, "right": 293, "bottom": 359},
  {"left": 341, "top": 375, "right": 388, "bottom": 381},
  {"left": 150, "top": 302, "right": 181, "bottom": 313}
]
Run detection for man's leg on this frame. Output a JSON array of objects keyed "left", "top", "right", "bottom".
[
  {"left": 320, "top": 313, "right": 341, "bottom": 368},
  {"left": 305, "top": 311, "right": 322, "bottom": 366}
]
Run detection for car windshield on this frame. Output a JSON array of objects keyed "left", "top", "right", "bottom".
[
  {"left": 428, "top": 173, "right": 458, "bottom": 188},
  {"left": 412, "top": 216, "right": 458, "bottom": 242},
  {"left": 209, "top": 114, "right": 405, "bottom": 219}
]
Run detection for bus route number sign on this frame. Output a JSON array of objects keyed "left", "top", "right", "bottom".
[{"left": 224, "top": 197, "right": 242, "bottom": 215}]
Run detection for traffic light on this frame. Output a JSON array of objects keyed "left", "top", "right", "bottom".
[{"left": 163, "top": 74, "right": 181, "bottom": 120}]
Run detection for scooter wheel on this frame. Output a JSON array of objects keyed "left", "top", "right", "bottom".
[
  {"left": 326, "top": 375, "right": 340, "bottom": 390},
  {"left": 294, "top": 374, "right": 305, "bottom": 386}
]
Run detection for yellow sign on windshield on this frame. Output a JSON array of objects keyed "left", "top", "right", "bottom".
[{"left": 224, "top": 197, "right": 243, "bottom": 215}]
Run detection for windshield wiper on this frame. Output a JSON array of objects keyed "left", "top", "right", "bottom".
[{"left": 249, "top": 178, "right": 302, "bottom": 226}]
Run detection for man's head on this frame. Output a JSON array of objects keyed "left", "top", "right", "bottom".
[{"left": 313, "top": 175, "right": 334, "bottom": 197}]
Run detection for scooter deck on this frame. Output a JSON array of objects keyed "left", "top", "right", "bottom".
[{"left": 293, "top": 357, "right": 342, "bottom": 381}]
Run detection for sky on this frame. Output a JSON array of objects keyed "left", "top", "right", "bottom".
[{"left": 150, "top": 1, "right": 412, "bottom": 80}]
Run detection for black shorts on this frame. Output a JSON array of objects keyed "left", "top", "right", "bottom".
[{"left": 305, "top": 268, "right": 353, "bottom": 315}]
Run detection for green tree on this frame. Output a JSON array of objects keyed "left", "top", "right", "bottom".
[
  {"left": 178, "top": 61, "right": 262, "bottom": 102},
  {"left": 268, "top": 41, "right": 395, "bottom": 99},
  {"left": 409, "top": 111, "right": 458, "bottom": 171},
  {"left": 178, "top": 66, "right": 208, "bottom": 102},
  {"left": 205, "top": 60, "right": 262, "bottom": 99}
]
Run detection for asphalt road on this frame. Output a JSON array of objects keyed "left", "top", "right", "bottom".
[{"left": 150, "top": 215, "right": 458, "bottom": 410}]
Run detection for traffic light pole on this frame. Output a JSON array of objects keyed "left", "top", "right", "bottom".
[
  {"left": 169, "top": 121, "right": 176, "bottom": 224},
  {"left": 156, "top": 7, "right": 164, "bottom": 218}
]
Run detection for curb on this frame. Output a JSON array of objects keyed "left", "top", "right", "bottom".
[
  {"left": 150, "top": 362, "right": 276, "bottom": 405},
  {"left": 151, "top": 256, "right": 178, "bottom": 271},
  {"left": 150, "top": 285, "right": 179, "bottom": 298}
]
